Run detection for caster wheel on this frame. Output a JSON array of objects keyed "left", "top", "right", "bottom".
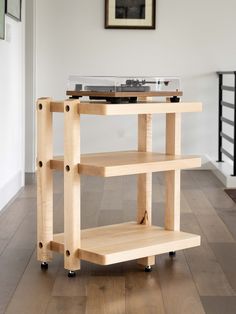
[
  {"left": 68, "top": 270, "right": 76, "bottom": 278},
  {"left": 41, "top": 262, "right": 48, "bottom": 270},
  {"left": 144, "top": 266, "right": 152, "bottom": 272},
  {"left": 169, "top": 251, "right": 176, "bottom": 258}
]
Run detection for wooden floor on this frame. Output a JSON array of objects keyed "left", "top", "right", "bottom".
[{"left": 1, "top": 171, "right": 236, "bottom": 314}]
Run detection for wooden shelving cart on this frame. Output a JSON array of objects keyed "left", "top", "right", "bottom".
[{"left": 36, "top": 96, "right": 202, "bottom": 277}]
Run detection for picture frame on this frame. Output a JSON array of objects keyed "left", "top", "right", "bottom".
[
  {"left": 105, "top": 0, "right": 156, "bottom": 29},
  {"left": 5, "top": 0, "right": 21, "bottom": 22},
  {"left": 0, "top": 0, "right": 5, "bottom": 39}
]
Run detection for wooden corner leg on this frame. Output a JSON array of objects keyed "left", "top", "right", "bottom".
[
  {"left": 165, "top": 113, "right": 181, "bottom": 231},
  {"left": 165, "top": 170, "right": 180, "bottom": 231},
  {"left": 64, "top": 100, "right": 81, "bottom": 271},
  {"left": 137, "top": 114, "right": 155, "bottom": 267},
  {"left": 37, "top": 98, "right": 53, "bottom": 263}
]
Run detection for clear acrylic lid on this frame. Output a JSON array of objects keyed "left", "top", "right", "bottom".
[{"left": 67, "top": 76, "right": 180, "bottom": 93}]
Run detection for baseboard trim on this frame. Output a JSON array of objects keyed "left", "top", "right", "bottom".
[
  {"left": 0, "top": 171, "right": 24, "bottom": 212},
  {"left": 206, "top": 155, "right": 236, "bottom": 187}
]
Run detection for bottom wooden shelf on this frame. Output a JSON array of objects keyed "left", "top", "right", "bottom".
[{"left": 51, "top": 222, "right": 200, "bottom": 265}]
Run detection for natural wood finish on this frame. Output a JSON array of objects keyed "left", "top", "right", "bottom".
[
  {"left": 50, "top": 100, "right": 202, "bottom": 115},
  {"left": 137, "top": 113, "right": 155, "bottom": 267},
  {"left": 166, "top": 113, "right": 181, "bottom": 155},
  {"left": 78, "top": 102, "right": 202, "bottom": 116},
  {"left": 36, "top": 98, "right": 53, "bottom": 262},
  {"left": 67, "top": 90, "right": 183, "bottom": 98},
  {"left": 50, "top": 151, "right": 201, "bottom": 177},
  {"left": 36, "top": 97, "right": 202, "bottom": 278},
  {"left": 51, "top": 222, "right": 201, "bottom": 265},
  {"left": 50, "top": 101, "right": 64, "bottom": 113},
  {"left": 64, "top": 100, "right": 81, "bottom": 271},
  {"left": 165, "top": 113, "right": 182, "bottom": 231}
]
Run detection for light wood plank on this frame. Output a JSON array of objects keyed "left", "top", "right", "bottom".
[
  {"left": 51, "top": 151, "right": 201, "bottom": 177},
  {"left": 64, "top": 99, "right": 81, "bottom": 271},
  {"left": 77, "top": 102, "right": 202, "bottom": 116},
  {"left": 165, "top": 113, "right": 182, "bottom": 231},
  {"left": 51, "top": 222, "right": 200, "bottom": 265},
  {"left": 137, "top": 113, "right": 155, "bottom": 266},
  {"left": 50, "top": 100, "right": 203, "bottom": 116},
  {"left": 50, "top": 101, "right": 64, "bottom": 113},
  {"left": 36, "top": 98, "right": 53, "bottom": 262}
]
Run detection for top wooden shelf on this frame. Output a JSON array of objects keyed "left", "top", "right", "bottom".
[{"left": 50, "top": 101, "right": 202, "bottom": 115}]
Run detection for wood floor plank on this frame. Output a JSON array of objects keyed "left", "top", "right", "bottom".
[
  {"left": 0, "top": 239, "right": 7, "bottom": 255},
  {"left": 195, "top": 214, "right": 234, "bottom": 243},
  {"left": 0, "top": 198, "right": 36, "bottom": 255},
  {"left": 185, "top": 242, "right": 235, "bottom": 296},
  {"left": 46, "top": 296, "right": 86, "bottom": 314},
  {"left": 52, "top": 266, "right": 87, "bottom": 297},
  {"left": 181, "top": 171, "right": 199, "bottom": 190},
  {"left": 6, "top": 208, "right": 36, "bottom": 250},
  {"left": 210, "top": 243, "right": 236, "bottom": 293},
  {"left": 217, "top": 211, "right": 236, "bottom": 241},
  {"left": 101, "top": 190, "right": 123, "bottom": 210},
  {"left": 181, "top": 213, "right": 235, "bottom": 296},
  {"left": 5, "top": 251, "right": 61, "bottom": 314},
  {"left": 183, "top": 189, "right": 235, "bottom": 242},
  {"left": 202, "top": 187, "right": 236, "bottom": 210},
  {"left": 180, "top": 193, "right": 192, "bottom": 213},
  {"left": 153, "top": 183, "right": 165, "bottom": 203},
  {"left": 123, "top": 175, "right": 137, "bottom": 201},
  {"left": 190, "top": 170, "right": 223, "bottom": 188},
  {"left": 201, "top": 296, "right": 236, "bottom": 314},
  {"left": 183, "top": 189, "right": 216, "bottom": 215},
  {"left": 125, "top": 269, "right": 165, "bottom": 314},
  {"left": 85, "top": 276, "right": 125, "bottom": 314},
  {"left": 157, "top": 253, "right": 206, "bottom": 314},
  {"left": 98, "top": 209, "right": 124, "bottom": 226},
  {"left": 0, "top": 248, "right": 33, "bottom": 314}
]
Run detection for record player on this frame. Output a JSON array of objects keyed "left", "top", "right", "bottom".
[{"left": 67, "top": 76, "right": 182, "bottom": 103}]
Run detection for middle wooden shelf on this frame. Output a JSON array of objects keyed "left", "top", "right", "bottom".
[{"left": 50, "top": 150, "right": 201, "bottom": 177}]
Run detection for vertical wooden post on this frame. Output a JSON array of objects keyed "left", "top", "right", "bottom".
[
  {"left": 64, "top": 99, "right": 81, "bottom": 271},
  {"left": 165, "top": 113, "right": 181, "bottom": 231},
  {"left": 137, "top": 112, "right": 155, "bottom": 267},
  {"left": 37, "top": 98, "right": 53, "bottom": 262}
]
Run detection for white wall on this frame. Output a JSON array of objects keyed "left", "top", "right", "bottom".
[
  {"left": 0, "top": 4, "right": 25, "bottom": 210},
  {"left": 34, "top": 0, "right": 236, "bottom": 162},
  {"left": 25, "top": 0, "right": 36, "bottom": 172}
]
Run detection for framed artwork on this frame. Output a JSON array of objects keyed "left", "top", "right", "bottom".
[
  {"left": 5, "top": 0, "right": 21, "bottom": 21},
  {"left": 105, "top": 0, "right": 156, "bottom": 29},
  {"left": 0, "top": 0, "right": 5, "bottom": 39}
]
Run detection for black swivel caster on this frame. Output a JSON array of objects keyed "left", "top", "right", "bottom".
[
  {"left": 68, "top": 270, "right": 76, "bottom": 278},
  {"left": 144, "top": 265, "right": 152, "bottom": 272},
  {"left": 169, "top": 251, "right": 176, "bottom": 258},
  {"left": 41, "top": 262, "right": 48, "bottom": 270}
]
